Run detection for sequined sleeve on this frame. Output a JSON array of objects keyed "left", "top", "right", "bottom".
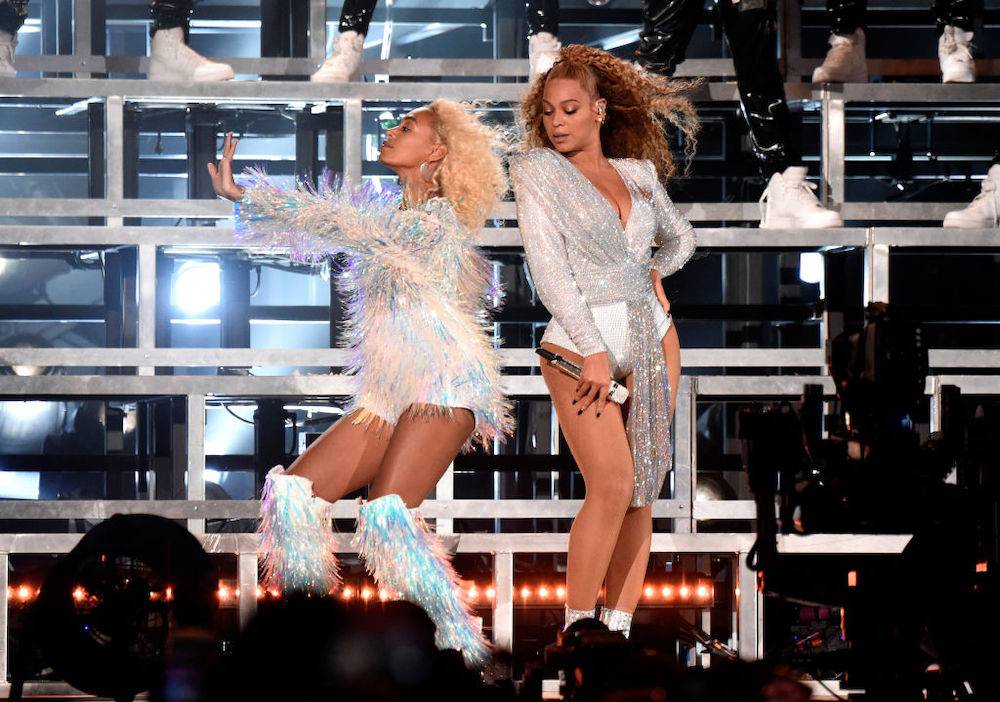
[
  {"left": 645, "top": 161, "right": 697, "bottom": 277},
  {"left": 510, "top": 155, "right": 606, "bottom": 358}
]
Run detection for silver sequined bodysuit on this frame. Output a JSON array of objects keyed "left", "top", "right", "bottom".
[{"left": 510, "top": 147, "right": 697, "bottom": 507}]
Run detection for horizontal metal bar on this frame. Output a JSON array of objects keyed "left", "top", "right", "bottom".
[
  {"left": 841, "top": 203, "right": 960, "bottom": 221},
  {"left": 0, "top": 498, "right": 696, "bottom": 521},
  {"left": 871, "top": 227, "right": 1000, "bottom": 247},
  {"left": 0, "top": 198, "right": 233, "bottom": 218},
  {"left": 9, "top": 56, "right": 742, "bottom": 79},
  {"left": 842, "top": 83, "right": 1000, "bottom": 102},
  {"left": 0, "top": 531, "right": 911, "bottom": 555},
  {"left": 0, "top": 347, "right": 829, "bottom": 368},
  {"left": 6, "top": 225, "right": 1000, "bottom": 249},
  {"left": 2, "top": 374, "right": 994, "bottom": 397},
  {"left": 0, "top": 78, "right": 787, "bottom": 103}
]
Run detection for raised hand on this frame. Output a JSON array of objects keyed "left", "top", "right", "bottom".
[{"left": 207, "top": 131, "right": 245, "bottom": 202}]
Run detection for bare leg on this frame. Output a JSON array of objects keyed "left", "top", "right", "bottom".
[
  {"left": 369, "top": 404, "right": 475, "bottom": 507},
  {"left": 540, "top": 342, "right": 635, "bottom": 612},
  {"left": 603, "top": 323, "right": 683, "bottom": 612},
  {"left": 287, "top": 410, "right": 392, "bottom": 502}
]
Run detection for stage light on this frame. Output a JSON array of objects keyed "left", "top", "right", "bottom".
[
  {"left": 18, "top": 585, "right": 32, "bottom": 601},
  {"left": 486, "top": 587, "right": 496, "bottom": 600},
  {"left": 848, "top": 571, "right": 858, "bottom": 587},
  {"left": 378, "top": 588, "right": 390, "bottom": 602},
  {"left": 976, "top": 561, "right": 988, "bottom": 573},
  {"left": 341, "top": 587, "right": 354, "bottom": 601},
  {"left": 72, "top": 586, "right": 86, "bottom": 602},
  {"left": 644, "top": 585, "right": 655, "bottom": 599},
  {"left": 679, "top": 585, "right": 691, "bottom": 599},
  {"left": 520, "top": 587, "right": 531, "bottom": 600},
  {"left": 217, "top": 585, "right": 230, "bottom": 601},
  {"left": 556, "top": 586, "right": 566, "bottom": 599},
  {"left": 467, "top": 585, "right": 479, "bottom": 600},
  {"left": 696, "top": 585, "right": 710, "bottom": 600},
  {"left": 661, "top": 585, "right": 673, "bottom": 599},
  {"left": 173, "top": 261, "right": 221, "bottom": 314},
  {"left": 538, "top": 586, "right": 550, "bottom": 599},
  {"left": 799, "top": 252, "right": 824, "bottom": 285},
  {"left": 361, "top": 587, "right": 373, "bottom": 602},
  {"left": 256, "top": 587, "right": 264, "bottom": 599}
]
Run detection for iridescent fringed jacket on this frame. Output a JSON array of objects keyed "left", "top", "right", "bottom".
[
  {"left": 234, "top": 171, "right": 511, "bottom": 450},
  {"left": 510, "top": 147, "right": 697, "bottom": 506}
]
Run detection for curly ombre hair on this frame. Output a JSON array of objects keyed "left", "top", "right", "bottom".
[
  {"left": 519, "top": 45, "right": 700, "bottom": 182},
  {"left": 422, "top": 99, "right": 507, "bottom": 231}
]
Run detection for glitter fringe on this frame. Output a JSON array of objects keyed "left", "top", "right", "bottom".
[
  {"left": 257, "top": 466, "right": 341, "bottom": 594},
  {"left": 355, "top": 494, "right": 490, "bottom": 668}
]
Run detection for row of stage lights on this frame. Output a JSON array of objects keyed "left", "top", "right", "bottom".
[{"left": 8, "top": 579, "right": 717, "bottom": 608}]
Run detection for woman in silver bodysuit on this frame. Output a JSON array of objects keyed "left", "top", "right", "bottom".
[{"left": 510, "top": 45, "right": 698, "bottom": 637}]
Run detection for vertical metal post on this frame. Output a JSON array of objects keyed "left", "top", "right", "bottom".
[
  {"left": 105, "top": 95, "right": 124, "bottom": 228},
  {"left": 820, "top": 86, "right": 846, "bottom": 209},
  {"left": 737, "top": 552, "right": 762, "bottom": 660},
  {"left": 138, "top": 244, "right": 157, "bottom": 376},
  {"left": 0, "top": 552, "right": 8, "bottom": 683},
  {"left": 187, "top": 394, "right": 207, "bottom": 534},
  {"left": 73, "top": 0, "right": 92, "bottom": 79},
  {"left": 309, "top": 0, "right": 328, "bottom": 64},
  {"left": 863, "top": 240, "right": 890, "bottom": 305},
  {"left": 435, "top": 463, "right": 455, "bottom": 534},
  {"left": 238, "top": 551, "right": 258, "bottom": 629},
  {"left": 493, "top": 551, "right": 514, "bottom": 651},
  {"left": 343, "top": 99, "right": 363, "bottom": 185},
  {"left": 673, "top": 376, "right": 695, "bottom": 533},
  {"left": 929, "top": 376, "right": 943, "bottom": 434},
  {"left": 780, "top": 0, "right": 803, "bottom": 81}
]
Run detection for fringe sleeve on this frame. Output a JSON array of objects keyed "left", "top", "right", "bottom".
[{"left": 233, "top": 169, "right": 404, "bottom": 262}]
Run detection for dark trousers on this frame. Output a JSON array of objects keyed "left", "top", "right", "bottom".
[{"left": 636, "top": 0, "right": 800, "bottom": 176}]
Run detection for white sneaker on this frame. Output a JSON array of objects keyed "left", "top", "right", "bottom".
[
  {"left": 943, "top": 164, "right": 1000, "bottom": 228},
  {"left": 311, "top": 30, "right": 365, "bottom": 83},
  {"left": 0, "top": 31, "right": 16, "bottom": 78},
  {"left": 939, "top": 25, "right": 975, "bottom": 83},
  {"left": 812, "top": 29, "right": 868, "bottom": 84},
  {"left": 528, "top": 31, "right": 561, "bottom": 79},
  {"left": 148, "top": 27, "right": 234, "bottom": 82},
  {"left": 759, "top": 166, "right": 843, "bottom": 229}
]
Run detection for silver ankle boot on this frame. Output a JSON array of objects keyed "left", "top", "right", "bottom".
[
  {"left": 564, "top": 605, "right": 597, "bottom": 629},
  {"left": 599, "top": 607, "right": 633, "bottom": 638}
]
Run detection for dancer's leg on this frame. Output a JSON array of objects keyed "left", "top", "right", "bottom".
[
  {"left": 369, "top": 404, "right": 475, "bottom": 506},
  {"left": 355, "top": 404, "right": 486, "bottom": 666},
  {"left": 287, "top": 410, "right": 392, "bottom": 502},
  {"left": 603, "top": 325, "right": 681, "bottom": 617},
  {"left": 540, "top": 342, "right": 636, "bottom": 613}
]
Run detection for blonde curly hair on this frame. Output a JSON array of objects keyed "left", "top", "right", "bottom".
[
  {"left": 519, "top": 45, "right": 700, "bottom": 182},
  {"left": 420, "top": 99, "right": 508, "bottom": 231}
]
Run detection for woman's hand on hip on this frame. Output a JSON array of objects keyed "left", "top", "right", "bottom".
[
  {"left": 207, "top": 131, "right": 245, "bottom": 202},
  {"left": 574, "top": 351, "right": 612, "bottom": 417},
  {"left": 651, "top": 269, "right": 671, "bottom": 315}
]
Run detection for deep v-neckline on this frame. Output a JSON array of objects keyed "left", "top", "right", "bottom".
[{"left": 556, "top": 151, "right": 635, "bottom": 232}]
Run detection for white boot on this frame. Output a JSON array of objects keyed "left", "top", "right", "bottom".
[
  {"left": 939, "top": 25, "right": 975, "bottom": 83},
  {"left": 759, "top": 166, "right": 843, "bottom": 229},
  {"left": 0, "top": 31, "right": 16, "bottom": 78},
  {"left": 148, "top": 27, "right": 234, "bottom": 82},
  {"left": 528, "top": 31, "right": 561, "bottom": 79},
  {"left": 812, "top": 29, "right": 867, "bottom": 84},
  {"left": 311, "top": 30, "right": 364, "bottom": 83},
  {"left": 943, "top": 164, "right": 1000, "bottom": 228}
]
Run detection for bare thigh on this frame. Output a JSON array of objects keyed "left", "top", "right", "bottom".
[
  {"left": 287, "top": 410, "right": 392, "bottom": 502},
  {"left": 539, "top": 342, "right": 635, "bottom": 505},
  {"left": 368, "top": 404, "right": 475, "bottom": 508}
]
